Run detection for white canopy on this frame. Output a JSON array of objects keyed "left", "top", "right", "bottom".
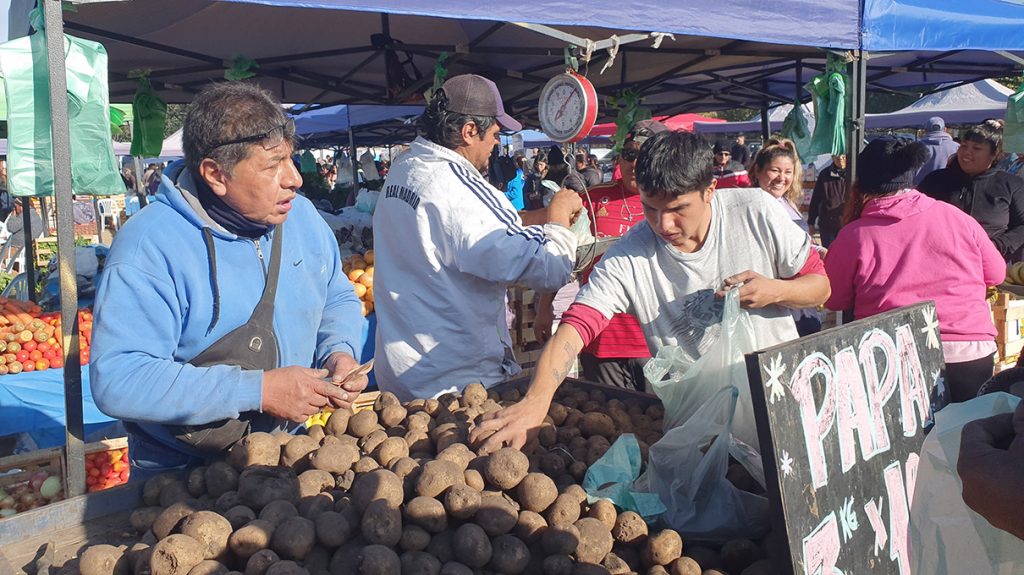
[{"left": 864, "top": 79, "right": 1013, "bottom": 129}]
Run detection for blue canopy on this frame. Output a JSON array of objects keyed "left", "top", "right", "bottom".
[
  {"left": 290, "top": 103, "right": 423, "bottom": 135},
  {"left": 225, "top": 0, "right": 861, "bottom": 49},
  {"left": 863, "top": 0, "right": 1024, "bottom": 51}
]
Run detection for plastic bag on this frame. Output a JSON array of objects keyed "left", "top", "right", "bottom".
[
  {"left": 0, "top": 29, "right": 123, "bottom": 197},
  {"left": 355, "top": 189, "right": 380, "bottom": 214},
  {"left": 130, "top": 77, "right": 168, "bottom": 158},
  {"left": 540, "top": 179, "right": 595, "bottom": 245},
  {"left": 644, "top": 289, "right": 759, "bottom": 448},
  {"left": 1004, "top": 86, "right": 1024, "bottom": 155},
  {"left": 638, "top": 385, "right": 770, "bottom": 541},
  {"left": 909, "top": 392, "right": 1024, "bottom": 575},
  {"left": 582, "top": 434, "right": 666, "bottom": 520}
]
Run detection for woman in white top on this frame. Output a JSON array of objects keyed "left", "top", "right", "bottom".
[
  {"left": 750, "top": 138, "right": 821, "bottom": 335},
  {"left": 750, "top": 138, "right": 808, "bottom": 232}
]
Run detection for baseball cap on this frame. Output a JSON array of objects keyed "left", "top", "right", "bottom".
[
  {"left": 927, "top": 116, "right": 945, "bottom": 132},
  {"left": 626, "top": 119, "right": 668, "bottom": 145},
  {"left": 712, "top": 141, "right": 730, "bottom": 154},
  {"left": 440, "top": 74, "right": 522, "bottom": 132}
]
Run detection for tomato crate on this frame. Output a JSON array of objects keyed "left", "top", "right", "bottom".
[{"left": 0, "top": 437, "right": 127, "bottom": 494}]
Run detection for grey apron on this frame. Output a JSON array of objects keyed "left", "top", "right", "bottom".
[{"left": 166, "top": 223, "right": 285, "bottom": 454}]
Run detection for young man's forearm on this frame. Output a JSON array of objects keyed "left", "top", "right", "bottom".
[
  {"left": 777, "top": 274, "right": 831, "bottom": 308},
  {"left": 524, "top": 324, "right": 584, "bottom": 402}
]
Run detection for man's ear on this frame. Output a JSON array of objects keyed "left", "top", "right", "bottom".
[
  {"left": 459, "top": 121, "right": 478, "bottom": 147},
  {"left": 704, "top": 179, "right": 717, "bottom": 203},
  {"left": 198, "top": 158, "right": 229, "bottom": 197}
]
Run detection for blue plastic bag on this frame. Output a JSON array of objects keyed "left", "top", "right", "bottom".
[{"left": 582, "top": 433, "right": 666, "bottom": 520}]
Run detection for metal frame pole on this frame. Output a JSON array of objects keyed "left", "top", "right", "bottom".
[
  {"left": 43, "top": 0, "right": 85, "bottom": 498},
  {"left": 846, "top": 51, "right": 868, "bottom": 194},
  {"left": 760, "top": 102, "right": 771, "bottom": 142},
  {"left": 20, "top": 197, "right": 35, "bottom": 302}
]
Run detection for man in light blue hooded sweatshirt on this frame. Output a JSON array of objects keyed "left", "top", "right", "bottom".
[{"left": 90, "top": 83, "right": 367, "bottom": 477}]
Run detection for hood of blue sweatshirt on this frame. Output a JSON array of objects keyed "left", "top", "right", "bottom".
[{"left": 155, "top": 161, "right": 271, "bottom": 242}]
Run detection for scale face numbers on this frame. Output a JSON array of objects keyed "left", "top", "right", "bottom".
[{"left": 538, "top": 72, "right": 598, "bottom": 143}]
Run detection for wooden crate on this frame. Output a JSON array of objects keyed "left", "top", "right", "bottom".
[
  {"left": 0, "top": 437, "right": 127, "bottom": 492},
  {"left": 509, "top": 286, "right": 540, "bottom": 351},
  {"left": 992, "top": 292, "right": 1024, "bottom": 364}
]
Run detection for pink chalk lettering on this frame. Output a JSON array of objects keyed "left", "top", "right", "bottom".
[
  {"left": 905, "top": 453, "right": 920, "bottom": 509},
  {"left": 884, "top": 461, "right": 911, "bottom": 575},
  {"left": 801, "top": 512, "right": 844, "bottom": 575},
  {"left": 789, "top": 352, "right": 838, "bottom": 489},
  {"left": 859, "top": 329, "right": 898, "bottom": 454},
  {"left": 864, "top": 497, "right": 888, "bottom": 557},
  {"left": 894, "top": 324, "right": 932, "bottom": 437},
  {"left": 834, "top": 346, "right": 880, "bottom": 472}
]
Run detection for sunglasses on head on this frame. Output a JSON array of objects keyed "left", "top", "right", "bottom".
[{"left": 205, "top": 118, "right": 296, "bottom": 157}]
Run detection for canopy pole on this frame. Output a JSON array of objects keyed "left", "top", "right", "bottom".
[
  {"left": 133, "top": 156, "right": 148, "bottom": 207},
  {"left": 846, "top": 51, "right": 868, "bottom": 195},
  {"left": 760, "top": 102, "right": 770, "bottom": 142},
  {"left": 21, "top": 198, "right": 36, "bottom": 303},
  {"left": 93, "top": 197, "right": 102, "bottom": 239},
  {"left": 44, "top": 0, "right": 85, "bottom": 499},
  {"left": 349, "top": 129, "right": 359, "bottom": 196}
]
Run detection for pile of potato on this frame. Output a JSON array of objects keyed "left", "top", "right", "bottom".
[{"left": 62, "top": 382, "right": 776, "bottom": 575}]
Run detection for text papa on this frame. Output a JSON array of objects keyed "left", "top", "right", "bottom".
[{"left": 789, "top": 325, "right": 932, "bottom": 489}]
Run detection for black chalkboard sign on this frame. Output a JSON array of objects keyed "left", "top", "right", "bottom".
[{"left": 745, "top": 302, "right": 943, "bottom": 575}]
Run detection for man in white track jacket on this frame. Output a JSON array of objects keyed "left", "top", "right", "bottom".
[{"left": 373, "top": 74, "right": 582, "bottom": 400}]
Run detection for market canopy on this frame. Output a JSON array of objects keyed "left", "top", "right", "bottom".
[
  {"left": 692, "top": 103, "right": 815, "bottom": 135},
  {"left": 862, "top": 0, "right": 1024, "bottom": 51},
  {"left": 289, "top": 104, "right": 423, "bottom": 135},
  {"left": 863, "top": 79, "right": 1013, "bottom": 129},
  {"left": 55, "top": 0, "right": 1024, "bottom": 123}
]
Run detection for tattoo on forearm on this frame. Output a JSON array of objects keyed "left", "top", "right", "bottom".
[{"left": 551, "top": 345, "right": 576, "bottom": 382}]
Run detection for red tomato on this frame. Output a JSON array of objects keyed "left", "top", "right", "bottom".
[
  {"left": 29, "top": 350, "right": 41, "bottom": 362},
  {"left": 21, "top": 361, "right": 34, "bottom": 372},
  {"left": 87, "top": 466, "right": 99, "bottom": 477},
  {"left": 100, "top": 462, "right": 112, "bottom": 476},
  {"left": 119, "top": 469, "right": 130, "bottom": 483},
  {"left": 15, "top": 350, "right": 29, "bottom": 363},
  {"left": 50, "top": 357, "right": 63, "bottom": 369},
  {"left": 37, "top": 342, "right": 50, "bottom": 352},
  {"left": 22, "top": 340, "right": 36, "bottom": 352},
  {"left": 85, "top": 475, "right": 97, "bottom": 486},
  {"left": 43, "top": 349, "right": 56, "bottom": 360},
  {"left": 35, "top": 359, "right": 49, "bottom": 371}
]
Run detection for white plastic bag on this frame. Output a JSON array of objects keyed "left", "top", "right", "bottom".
[
  {"left": 638, "top": 385, "right": 771, "bottom": 542},
  {"left": 541, "top": 179, "right": 594, "bottom": 245},
  {"left": 644, "top": 289, "right": 759, "bottom": 448},
  {"left": 909, "top": 393, "right": 1024, "bottom": 575},
  {"left": 355, "top": 189, "right": 380, "bottom": 214}
]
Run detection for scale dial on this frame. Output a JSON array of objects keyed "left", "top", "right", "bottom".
[{"left": 538, "top": 71, "right": 598, "bottom": 143}]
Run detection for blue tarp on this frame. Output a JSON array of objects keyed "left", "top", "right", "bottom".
[
  {"left": 863, "top": 0, "right": 1024, "bottom": 51},
  {"left": 0, "top": 367, "right": 116, "bottom": 449},
  {"left": 290, "top": 104, "right": 423, "bottom": 136},
  {"left": 225, "top": 0, "right": 861, "bottom": 49}
]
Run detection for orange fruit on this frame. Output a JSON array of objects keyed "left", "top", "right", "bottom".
[
  {"left": 364, "top": 250, "right": 374, "bottom": 265},
  {"left": 352, "top": 283, "right": 367, "bottom": 298},
  {"left": 361, "top": 301, "right": 371, "bottom": 316},
  {"left": 348, "top": 269, "right": 365, "bottom": 282},
  {"left": 358, "top": 272, "right": 373, "bottom": 288},
  {"left": 365, "top": 286, "right": 374, "bottom": 303}
]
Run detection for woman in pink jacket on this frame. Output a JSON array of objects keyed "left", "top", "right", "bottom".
[{"left": 825, "top": 137, "right": 1005, "bottom": 403}]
